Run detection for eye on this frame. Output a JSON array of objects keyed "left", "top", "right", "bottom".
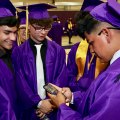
[
  {"left": 4, "top": 31, "right": 10, "bottom": 35},
  {"left": 89, "top": 41, "right": 94, "bottom": 45},
  {"left": 35, "top": 27, "right": 43, "bottom": 30}
]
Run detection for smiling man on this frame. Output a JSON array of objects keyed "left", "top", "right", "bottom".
[
  {"left": 48, "top": 0, "right": 120, "bottom": 120},
  {"left": 0, "top": 0, "right": 20, "bottom": 119}
]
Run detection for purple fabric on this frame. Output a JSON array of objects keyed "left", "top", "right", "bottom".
[
  {"left": 18, "top": 11, "right": 26, "bottom": 25},
  {"left": 81, "top": 0, "right": 103, "bottom": 11},
  {"left": 12, "top": 39, "right": 68, "bottom": 120},
  {"left": 48, "top": 21, "right": 63, "bottom": 46},
  {"left": 52, "top": 15, "right": 58, "bottom": 19},
  {"left": 17, "top": 3, "right": 56, "bottom": 19},
  {"left": 0, "top": 86, "right": 16, "bottom": 120},
  {"left": 0, "top": 0, "right": 16, "bottom": 17},
  {"left": 90, "top": 1, "right": 120, "bottom": 27},
  {"left": 0, "top": 59, "right": 18, "bottom": 119},
  {"left": 67, "top": 42, "right": 96, "bottom": 92},
  {"left": 108, "top": 0, "right": 120, "bottom": 15},
  {"left": 12, "top": 40, "right": 18, "bottom": 50},
  {"left": 58, "top": 57, "right": 120, "bottom": 120},
  {"left": 0, "top": 8, "right": 13, "bottom": 17}
]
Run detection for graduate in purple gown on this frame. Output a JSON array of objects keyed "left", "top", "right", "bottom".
[
  {"left": 0, "top": 0, "right": 20, "bottom": 119},
  {"left": 67, "top": 0, "right": 107, "bottom": 92},
  {"left": 12, "top": 3, "right": 68, "bottom": 120},
  {"left": 17, "top": 11, "right": 27, "bottom": 45},
  {"left": 48, "top": 0, "right": 120, "bottom": 119},
  {"left": 48, "top": 15, "right": 63, "bottom": 46},
  {"left": 0, "top": 86, "right": 16, "bottom": 120}
]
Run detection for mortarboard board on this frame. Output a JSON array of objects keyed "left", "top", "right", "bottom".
[
  {"left": 18, "top": 11, "right": 26, "bottom": 25},
  {"left": 0, "top": 0, "right": 16, "bottom": 18},
  {"left": 81, "top": 0, "right": 103, "bottom": 12},
  {"left": 52, "top": 15, "right": 58, "bottom": 19},
  {"left": 17, "top": 3, "right": 56, "bottom": 20},
  {"left": 90, "top": 0, "right": 120, "bottom": 27}
]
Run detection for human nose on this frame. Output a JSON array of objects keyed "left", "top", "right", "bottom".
[
  {"left": 40, "top": 29, "right": 46, "bottom": 34},
  {"left": 10, "top": 33, "right": 17, "bottom": 41}
]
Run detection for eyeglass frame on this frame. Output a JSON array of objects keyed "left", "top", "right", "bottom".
[
  {"left": 30, "top": 24, "right": 52, "bottom": 32},
  {"left": 98, "top": 27, "right": 120, "bottom": 35}
]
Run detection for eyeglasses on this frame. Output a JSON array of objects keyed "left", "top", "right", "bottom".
[
  {"left": 98, "top": 27, "right": 120, "bottom": 35},
  {"left": 31, "top": 24, "right": 52, "bottom": 32}
]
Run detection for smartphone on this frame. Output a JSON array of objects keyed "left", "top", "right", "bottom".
[{"left": 43, "top": 83, "right": 58, "bottom": 95}]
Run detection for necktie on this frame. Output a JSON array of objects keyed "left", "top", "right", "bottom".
[{"left": 35, "top": 44, "right": 46, "bottom": 99}]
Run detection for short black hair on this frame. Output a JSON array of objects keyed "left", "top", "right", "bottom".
[
  {"left": 75, "top": 11, "right": 100, "bottom": 39},
  {"left": 0, "top": 16, "right": 20, "bottom": 28},
  {"left": 29, "top": 18, "right": 53, "bottom": 28}
]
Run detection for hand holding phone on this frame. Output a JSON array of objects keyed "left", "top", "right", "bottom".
[{"left": 43, "top": 83, "right": 58, "bottom": 95}]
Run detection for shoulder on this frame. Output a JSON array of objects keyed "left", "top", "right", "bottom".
[
  {"left": 69, "top": 42, "right": 80, "bottom": 54},
  {"left": 71, "top": 42, "right": 80, "bottom": 49},
  {"left": 47, "top": 40, "right": 65, "bottom": 56},
  {"left": 47, "top": 40, "right": 64, "bottom": 50}
]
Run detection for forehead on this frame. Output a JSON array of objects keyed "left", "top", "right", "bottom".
[
  {"left": 0, "top": 25, "right": 17, "bottom": 31},
  {"left": 85, "top": 32, "right": 97, "bottom": 42}
]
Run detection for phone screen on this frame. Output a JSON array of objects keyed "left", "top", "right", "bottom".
[{"left": 43, "top": 83, "right": 58, "bottom": 95}]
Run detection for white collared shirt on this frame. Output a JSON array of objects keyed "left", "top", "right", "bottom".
[{"left": 110, "top": 50, "right": 120, "bottom": 65}]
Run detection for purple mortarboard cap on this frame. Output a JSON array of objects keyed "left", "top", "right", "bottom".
[
  {"left": 81, "top": 0, "right": 103, "bottom": 12},
  {"left": 18, "top": 11, "right": 26, "bottom": 25},
  {"left": 18, "top": 3, "right": 56, "bottom": 20},
  {"left": 90, "top": 0, "right": 120, "bottom": 27},
  {"left": 52, "top": 15, "right": 58, "bottom": 19},
  {"left": 0, "top": 0, "right": 16, "bottom": 18}
]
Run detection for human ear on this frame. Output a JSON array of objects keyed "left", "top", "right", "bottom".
[{"left": 102, "top": 28, "right": 111, "bottom": 43}]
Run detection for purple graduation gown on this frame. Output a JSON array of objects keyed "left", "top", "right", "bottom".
[
  {"left": 48, "top": 21, "right": 63, "bottom": 46},
  {"left": 0, "top": 59, "right": 18, "bottom": 119},
  {"left": 58, "top": 57, "right": 120, "bottom": 120},
  {"left": 0, "top": 86, "right": 16, "bottom": 120},
  {"left": 67, "top": 42, "right": 96, "bottom": 92},
  {"left": 12, "top": 39, "right": 68, "bottom": 120}
]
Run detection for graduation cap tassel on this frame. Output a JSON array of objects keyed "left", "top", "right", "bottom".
[
  {"left": 15, "top": 9, "right": 21, "bottom": 46},
  {"left": 17, "top": 30, "right": 21, "bottom": 46},
  {"left": 25, "top": 5, "right": 29, "bottom": 40}
]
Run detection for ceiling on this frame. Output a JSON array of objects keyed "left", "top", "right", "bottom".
[{"left": 10, "top": 0, "right": 119, "bottom": 11}]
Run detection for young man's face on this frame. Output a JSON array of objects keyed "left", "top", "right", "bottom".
[
  {"left": 29, "top": 24, "right": 51, "bottom": 44},
  {"left": 0, "top": 25, "right": 17, "bottom": 51},
  {"left": 85, "top": 28, "right": 112, "bottom": 63}
]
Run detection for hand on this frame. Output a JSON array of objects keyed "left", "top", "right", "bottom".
[
  {"left": 49, "top": 83, "right": 62, "bottom": 92},
  {"left": 48, "top": 91, "right": 66, "bottom": 108},
  {"left": 36, "top": 110, "right": 46, "bottom": 119},
  {"left": 61, "top": 87, "right": 72, "bottom": 103},
  {"left": 49, "top": 83, "right": 72, "bottom": 103},
  {"left": 38, "top": 99, "right": 55, "bottom": 114}
]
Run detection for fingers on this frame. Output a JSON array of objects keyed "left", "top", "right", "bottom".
[
  {"left": 66, "top": 98, "right": 71, "bottom": 103},
  {"left": 36, "top": 110, "right": 45, "bottom": 118},
  {"left": 49, "top": 83, "right": 62, "bottom": 91},
  {"left": 47, "top": 92, "right": 55, "bottom": 99},
  {"left": 36, "top": 109, "right": 53, "bottom": 119}
]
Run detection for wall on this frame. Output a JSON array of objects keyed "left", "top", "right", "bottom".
[{"left": 49, "top": 11, "right": 79, "bottom": 27}]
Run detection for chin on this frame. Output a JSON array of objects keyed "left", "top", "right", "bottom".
[{"left": 6, "top": 46, "right": 12, "bottom": 50}]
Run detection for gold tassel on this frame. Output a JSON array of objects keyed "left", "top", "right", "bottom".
[{"left": 25, "top": 5, "right": 29, "bottom": 40}]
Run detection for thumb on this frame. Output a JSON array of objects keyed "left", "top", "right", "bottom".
[{"left": 47, "top": 92, "right": 55, "bottom": 99}]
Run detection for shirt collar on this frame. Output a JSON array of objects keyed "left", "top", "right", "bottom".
[
  {"left": 110, "top": 50, "right": 120, "bottom": 65},
  {"left": 29, "top": 38, "right": 47, "bottom": 47}
]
